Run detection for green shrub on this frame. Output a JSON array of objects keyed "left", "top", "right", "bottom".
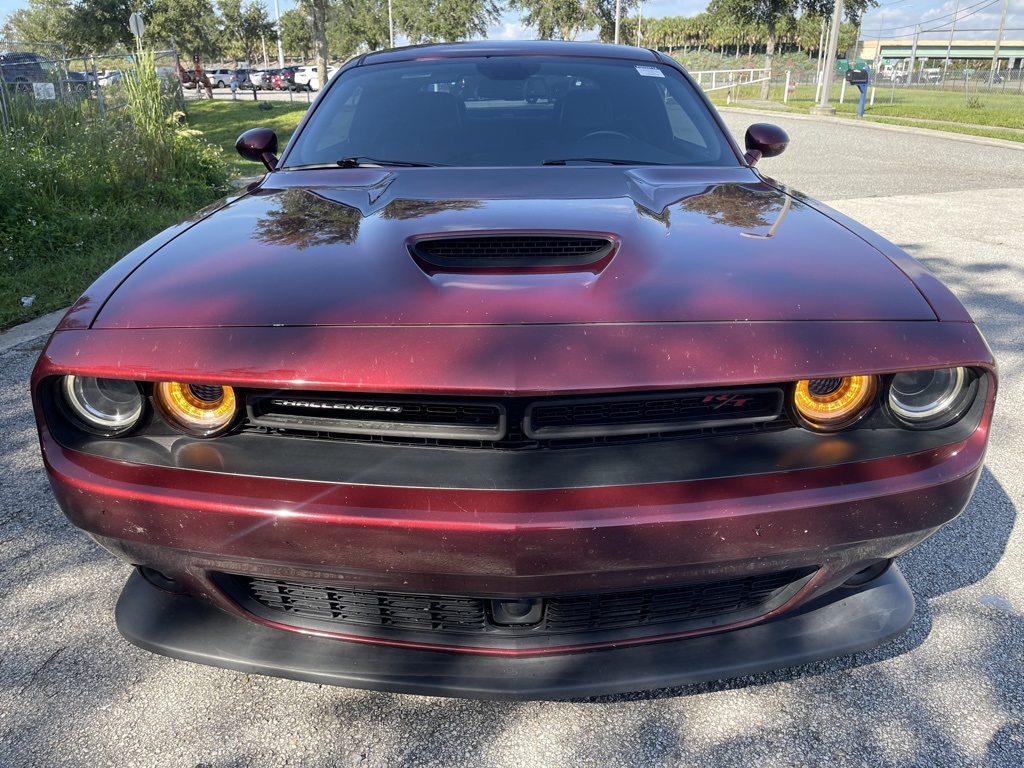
[{"left": 0, "top": 51, "right": 229, "bottom": 330}]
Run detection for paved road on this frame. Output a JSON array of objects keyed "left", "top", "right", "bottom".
[{"left": 2, "top": 114, "right": 1024, "bottom": 767}]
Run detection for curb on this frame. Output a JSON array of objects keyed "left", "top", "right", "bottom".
[
  {"left": 0, "top": 309, "right": 65, "bottom": 354},
  {"left": 719, "top": 106, "right": 1024, "bottom": 152}
]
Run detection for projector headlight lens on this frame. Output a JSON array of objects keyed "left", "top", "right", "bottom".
[
  {"left": 60, "top": 376, "right": 144, "bottom": 436},
  {"left": 792, "top": 375, "right": 878, "bottom": 431},
  {"left": 154, "top": 382, "right": 238, "bottom": 437},
  {"left": 888, "top": 367, "right": 970, "bottom": 428}
]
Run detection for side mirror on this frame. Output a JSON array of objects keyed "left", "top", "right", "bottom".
[
  {"left": 235, "top": 127, "right": 279, "bottom": 172},
  {"left": 743, "top": 123, "right": 789, "bottom": 167}
]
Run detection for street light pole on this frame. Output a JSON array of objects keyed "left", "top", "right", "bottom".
[
  {"left": 389, "top": 0, "right": 394, "bottom": 48},
  {"left": 614, "top": 0, "right": 621, "bottom": 44},
  {"left": 274, "top": 0, "right": 284, "bottom": 69},
  {"left": 812, "top": 0, "right": 844, "bottom": 114}
]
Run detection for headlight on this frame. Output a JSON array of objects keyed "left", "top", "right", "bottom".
[
  {"left": 888, "top": 367, "right": 971, "bottom": 428},
  {"left": 154, "top": 382, "right": 238, "bottom": 437},
  {"left": 792, "top": 375, "right": 877, "bottom": 432},
  {"left": 59, "top": 376, "right": 144, "bottom": 436}
]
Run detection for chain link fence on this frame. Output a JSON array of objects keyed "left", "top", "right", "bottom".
[
  {"left": 696, "top": 62, "right": 1024, "bottom": 120},
  {"left": 0, "top": 40, "right": 187, "bottom": 132}
]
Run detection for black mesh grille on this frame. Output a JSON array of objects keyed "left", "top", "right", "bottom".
[
  {"left": 526, "top": 389, "right": 783, "bottom": 438},
  {"left": 412, "top": 235, "right": 614, "bottom": 269},
  {"left": 244, "top": 387, "right": 786, "bottom": 449},
  {"left": 225, "top": 569, "right": 813, "bottom": 648},
  {"left": 247, "top": 393, "right": 505, "bottom": 441}
]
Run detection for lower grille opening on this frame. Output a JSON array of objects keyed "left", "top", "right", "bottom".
[{"left": 218, "top": 568, "right": 815, "bottom": 650}]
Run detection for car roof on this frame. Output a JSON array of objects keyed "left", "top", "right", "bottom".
[{"left": 358, "top": 40, "right": 662, "bottom": 67}]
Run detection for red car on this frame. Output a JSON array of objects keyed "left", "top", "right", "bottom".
[{"left": 32, "top": 41, "right": 995, "bottom": 700}]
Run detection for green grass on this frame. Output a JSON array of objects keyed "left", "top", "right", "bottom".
[
  {"left": 1, "top": 58, "right": 234, "bottom": 331},
  {"left": 2, "top": 91, "right": 311, "bottom": 332},
  {"left": 185, "top": 100, "right": 310, "bottom": 177},
  {"left": 709, "top": 81, "right": 1024, "bottom": 142}
]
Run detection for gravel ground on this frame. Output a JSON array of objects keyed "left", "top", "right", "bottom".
[{"left": 1, "top": 113, "right": 1023, "bottom": 767}]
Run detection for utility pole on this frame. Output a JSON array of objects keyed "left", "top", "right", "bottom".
[
  {"left": 615, "top": 0, "right": 621, "bottom": 44},
  {"left": 389, "top": 0, "right": 394, "bottom": 48},
  {"left": 943, "top": 0, "right": 961, "bottom": 81},
  {"left": 989, "top": 0, "right": 1009, "bottom": 87},
  {"left": 812, "top": 0, "right": 844, "bottom": 115},
  {"left": 908, "top": 24, "right": 920, "bottom": 84}
]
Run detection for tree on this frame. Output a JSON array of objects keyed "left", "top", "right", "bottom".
[
  {"left": 396, "top": 0, "right": 499, "bottom": 43},
  {"left": 1, "top": 0, "right": 75, "bottom": 46},
  {"left": 218, "top": 0, "right": 274, "bottom": 65},
  {"left": 308, "top": 0, "right": 328, "bottom": 92},
  {"left": 147, "top": 0, "right": 222, "bottom": 58},
  {"left": 592, "top": 0, "right": 640, "bottom": 43},
  {"left": 66, "top": 0, "right": 152, "bottom": 54},
  {"left": 509, "top": 0, "right": 592, "bottom": 40},
  {"left": 280, "top": 8, "right": 313, "bottom": 60},
  {"left": 708, "top": 0, "right": 794, "bottom": 97}
]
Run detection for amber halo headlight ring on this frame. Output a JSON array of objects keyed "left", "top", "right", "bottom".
[
  {"left": 57, "top": 375, "right": 145, "bottom": 437},
  {"left": 153, "top": 382, "right": 240, "bottom": 438},
  {"left": 885, "top": 367, "right": 977, "bottom": 430},
  {"left": 790, "top": 375, "right": 879, "bottom": 432}
]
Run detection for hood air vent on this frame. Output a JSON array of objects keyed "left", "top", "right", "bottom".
[{"left": 410, "top": 234, "right": 615, "bottom": 272}]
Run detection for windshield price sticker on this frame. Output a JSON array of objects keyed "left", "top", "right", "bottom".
[{"left": 635, "top": 66, "right": 665, "bottom": 78}]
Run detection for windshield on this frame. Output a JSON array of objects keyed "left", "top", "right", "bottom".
[{"left": 283, "top": 56, "right": 738, "bottom": 169}]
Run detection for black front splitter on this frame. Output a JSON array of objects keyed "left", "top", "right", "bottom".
[{"left": 115, "top": 566, "right": 914, "bottom": 701}]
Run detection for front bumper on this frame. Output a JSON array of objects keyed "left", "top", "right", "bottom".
[
  {"left": 33, "top": 322, "right": 995, "bottom": 694},
  {"left": 118, "top": 564, "right": 914, "bottom": 700}
]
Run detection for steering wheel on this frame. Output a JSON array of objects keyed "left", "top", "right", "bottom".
[{"left": 581, "top": 130, "right": 632, "bottom": 141}]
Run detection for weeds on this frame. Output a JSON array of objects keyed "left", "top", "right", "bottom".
[{"left": 0, "top": 51, "right": 229, "bottom": 330}]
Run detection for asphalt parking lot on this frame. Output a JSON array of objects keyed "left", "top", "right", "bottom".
[{"left": 2, "top": 112, "right": 1023, "bottom": 767}]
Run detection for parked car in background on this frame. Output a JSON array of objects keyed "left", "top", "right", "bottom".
[
  {"left": 248, "top": 69, "right": 267, "bottom": 89},
  {"left": 273, "top": 65, "right": 300, "bottom": 90},
  {"left": 32, "top": 40, "right": 996, "bottom": 700},
  {"left": 97, "top": 70, "right": 121, "bottom": 87},
  {"left": 232, "top": 68, "right": 256, "bottom": 89},
  {"left": 205, "top": 68, "right": 233, "bottom": 88},
  {"left": 258, "top": 68, "right": 280, "bottom": 90},
  {"left": 0, "top": 50, "right": 93, "bottom": 94},
  {"left": 0, "top": 50, "right": 49, "bottom": 91},
  {"left": 292, "top": 64, "right": 337, "bottom": 91}
]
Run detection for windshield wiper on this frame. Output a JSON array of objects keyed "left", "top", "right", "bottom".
[
  {"left": 337, "top": 156, "right": 444, "bottom": 168},
  {"left": 542, "top": 158, "right": 666, "bottom": 166}
]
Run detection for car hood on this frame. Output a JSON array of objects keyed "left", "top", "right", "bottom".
[{"left": 92, "top": 167, "right": 935, "bottom": 329}]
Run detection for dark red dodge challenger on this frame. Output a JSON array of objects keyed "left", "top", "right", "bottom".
[{"left": 32, "top": 41, "right": 996, "bottom": 699}]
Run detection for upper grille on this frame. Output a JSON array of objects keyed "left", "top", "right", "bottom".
[
  {"left": 526, "top": 388, "right": 783, "bottom": 439},
  {"left": 247, "top": 393, "right": 505, "bottom": 441},
  {"left": 244, "top": 387, "right": 786, "bottom": 448},
  {"left": 222, "top": 569, "right": 813, "bottom": 649},
  {"left": 411, "top": 235, "right": 614, "bottom": 270}
]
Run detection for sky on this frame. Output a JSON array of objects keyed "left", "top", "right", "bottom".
[{"left": 1, "top": 0, "right": 1022, "bottom": 46}]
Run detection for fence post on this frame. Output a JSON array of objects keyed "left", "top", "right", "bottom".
[
  {"left": 784, "top": 70, "right": 791, "bottom": 103},
  {"left": 840, "top": 78, "right": 846, "bottom": 103},
  {"left": 91, "top": 55, "right": 106, "bottom": 124}
]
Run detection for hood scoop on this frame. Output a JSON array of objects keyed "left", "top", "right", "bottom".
[{"left": 409, "top": 234, "right": 616, "bottom": 274}]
